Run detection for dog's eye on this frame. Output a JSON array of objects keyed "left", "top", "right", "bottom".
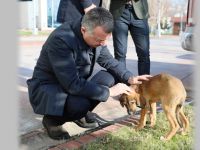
[{"left": 130, "top": 101, "right": 135, "bottom": 104}]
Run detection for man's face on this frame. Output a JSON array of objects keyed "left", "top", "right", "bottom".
[{"left": 81, "top": 26, "right": 111, "bottom": 48}]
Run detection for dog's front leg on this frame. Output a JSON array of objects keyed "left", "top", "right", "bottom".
[
  {"left": 149, "top": 102, "right": 157, "bottom": 127},
  {"left": 135, "top": 108, "right": 148, "bottom": 130}
]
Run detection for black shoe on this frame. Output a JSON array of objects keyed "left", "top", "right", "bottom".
[
  {"left": 73, "top": 117, "right": 99, "bottom": 128},
  {"left": 74, "top": 112, "right": 112, "bottom": 128},
  {"left": 86, "top": 112, "right": 113, "bottom": 126},
  {"left": 42, "top": 116, "right": 70, "bottom": 140}
]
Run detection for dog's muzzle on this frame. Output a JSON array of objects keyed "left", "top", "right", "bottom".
[{"left": 127, "top": 109, "right": 135, "bottom": 115}]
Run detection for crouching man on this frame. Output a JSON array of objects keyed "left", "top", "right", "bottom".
[{"left": 27, "top": 8, "right": 151, "bottom": 140}]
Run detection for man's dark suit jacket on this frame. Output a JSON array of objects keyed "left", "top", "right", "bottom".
[
  {"left": 110, "top": 0, "right": 149, "bottom": 20},
  {"left": 27, "top": 19, "right": 133, "bottom": 116},
  {"left": 57, "top": 0, "right": 101, "bottom": 23}
]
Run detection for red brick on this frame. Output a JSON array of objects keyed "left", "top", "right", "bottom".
[
  {"left": 103, "top": 125, "right": 121, "bottom": 132},
  {"left": 126, "top": 118, "right": 139, "bottom": 125},
  {"left": 115, "top": 123, "right": 126, "bottom": 127},
  {"left": 129, "top": 116, "right": 140, "bottom": 120},
  {"left": 90, "top": 129, "right": 109, "bottom": 138},
  {"left": 57, "top": 140, "right": 82, "bottom": 150},
  {"left": 77, "top": 134, "right": 96, "bottom": 144},
  {"left": 118, "top": 120, "right": 133, "bottom": 126},
  {"left": 48, "top": 147, "right": 61, "bottom": 150}
]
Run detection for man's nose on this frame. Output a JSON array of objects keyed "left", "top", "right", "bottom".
[{"left": 99, "top": 40, "right": 107, "bottom": 46}]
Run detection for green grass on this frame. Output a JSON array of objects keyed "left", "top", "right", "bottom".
[{"left": 81, "top": 104, "right": 194, "bottom": 150}]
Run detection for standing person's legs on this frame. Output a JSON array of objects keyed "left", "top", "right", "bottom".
[
  {"left": 112, "top": 8, "right": 130, "bottom": 68},
  {"left": 129, "top": 9, "right": 150, "bottom": 75}
]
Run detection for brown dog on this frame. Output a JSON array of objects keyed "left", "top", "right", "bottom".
[{"left": 119, "top": 73, "right": 189, "bottom": 141}]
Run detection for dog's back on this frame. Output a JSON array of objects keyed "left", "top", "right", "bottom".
[{"left": 139, "top": 73, "right": 186, "bottom": 104}]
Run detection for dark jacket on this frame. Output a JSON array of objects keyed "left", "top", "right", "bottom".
[
  {"left": 27, "top": 19, "right": 133, "bottom": 116},
  {"left": 109, "top": 0, "right": 149, "bottom": 20},
  {"left": 57, "top": 0, "right": 102, "bottom": 23}
]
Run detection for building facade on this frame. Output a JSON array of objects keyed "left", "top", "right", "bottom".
[{"left": 19, "top": 0, "right": 61, "bottom": 30}]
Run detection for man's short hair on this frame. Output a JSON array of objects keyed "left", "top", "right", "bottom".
[{"left": 81, "top": 7, "right": 114, "bottom": 34}]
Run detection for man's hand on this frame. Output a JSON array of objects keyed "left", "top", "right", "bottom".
[
  {"left": 109, "top": 83, "right": 133, "bottom": 97},
  {"left": 84, "top": 4, "right": 96, "bottom": 13},
  {"left": 128, "top": 75, "right": 152, "bottom": 85}
]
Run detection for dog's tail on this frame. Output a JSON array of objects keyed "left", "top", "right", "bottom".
[{"left": 175, "top": 103, "right": 183, "bottom": 128}]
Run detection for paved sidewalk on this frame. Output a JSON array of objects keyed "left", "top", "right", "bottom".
[{"left": 19, "top": 35, "right": 195, "bottom": 150}]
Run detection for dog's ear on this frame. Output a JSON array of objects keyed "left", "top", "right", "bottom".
[
  {"left": 120, "top": 101, "right": 125, "bottom": 107},
  {"left": 119, "top": 94, "right": 127, "bottom": 107},
  {"left": 136, "top": 98, "right": 140, "bottom": 106},
  {"left": 134, "top": 92, "right": 141, "bottom": 106}
]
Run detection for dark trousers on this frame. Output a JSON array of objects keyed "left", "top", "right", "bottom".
[
  {"left": 45, "top": 70, "right": 115, "bottom": 125},
  {"left": 112, "top": 4, "right": 150, "bottom": 75}
]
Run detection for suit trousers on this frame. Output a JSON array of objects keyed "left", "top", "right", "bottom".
[
  {"left": 112, "top": 4, "right": 150, "bottom": 75},
  {"left": 45, "top": 70, "right": 115, "bottom": 124}
]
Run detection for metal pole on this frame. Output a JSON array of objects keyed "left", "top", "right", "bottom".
[
  {"left": 157, "top": 0, "right": 161, "bottom": 37},
  {"left": 32, "top": 0, "right": 38, "bottom": 35}
]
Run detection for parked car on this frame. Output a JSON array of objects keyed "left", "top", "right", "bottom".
[
  {"left": 180, "top": 25, "right": 193, "bottom": 51},
  {"left": 180, "top": 0, "right": 194, "bottom": 51}
]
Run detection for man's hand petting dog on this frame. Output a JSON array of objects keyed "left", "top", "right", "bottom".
[
  {"left": 128, "top": 74, "right": 152, "bottom": 85},
  {"left": 109, "top": 83, "right": 133, "bottom": 98}
]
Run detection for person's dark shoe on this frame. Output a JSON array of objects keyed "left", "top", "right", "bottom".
[
  {"left": 73, "top": 117, "right": 99, "bottom": 128},
  {"left": 73, "top": 112, "right": 113, "bottom": 128},
  {"left": 42, "top": 116, "right": 70, "bottom": 140},
  {"left": 86, "top": 112, "right": 113, "bottom": 126}
]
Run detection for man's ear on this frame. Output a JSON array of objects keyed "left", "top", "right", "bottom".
[{"left": 81, "top": 26, "right": 86, "bottom": 34}]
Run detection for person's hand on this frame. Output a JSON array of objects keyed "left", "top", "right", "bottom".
[
  {"left": 128, "top": 75, "right": 152, "bottom": 85},
  {"left": 84, "top": 4, "right": 96, "bottom": 13},
  {"left": 109, "top": 83, "right": 133, "bottom": 97}
]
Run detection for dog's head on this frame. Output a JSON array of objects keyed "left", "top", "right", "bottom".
[{"left": 119, "top": 91, "right": 139, "bottom": 115}]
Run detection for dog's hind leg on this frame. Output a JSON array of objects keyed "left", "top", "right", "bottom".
[
  {"left": 179, "top": 107, "right": 189, "bottom": 135},
  {"left": 160, "top": 105, "right": 180, "bottom": 141}
]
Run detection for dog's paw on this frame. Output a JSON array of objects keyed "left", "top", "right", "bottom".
[
  {"left": 177, "top": 128, "right": 187, "bottom": 135},
  {"left": 134, "top": 125, "right": 144, "bottom": 131},
  {"left": 177, "top": 128, "right": 183, "bottom": 133},
  {"left": 149, "top": 123, "right": 155, "bottom": 128},
  {"left": 160, "top": 136, "right": 167, "bottom": 141}
]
